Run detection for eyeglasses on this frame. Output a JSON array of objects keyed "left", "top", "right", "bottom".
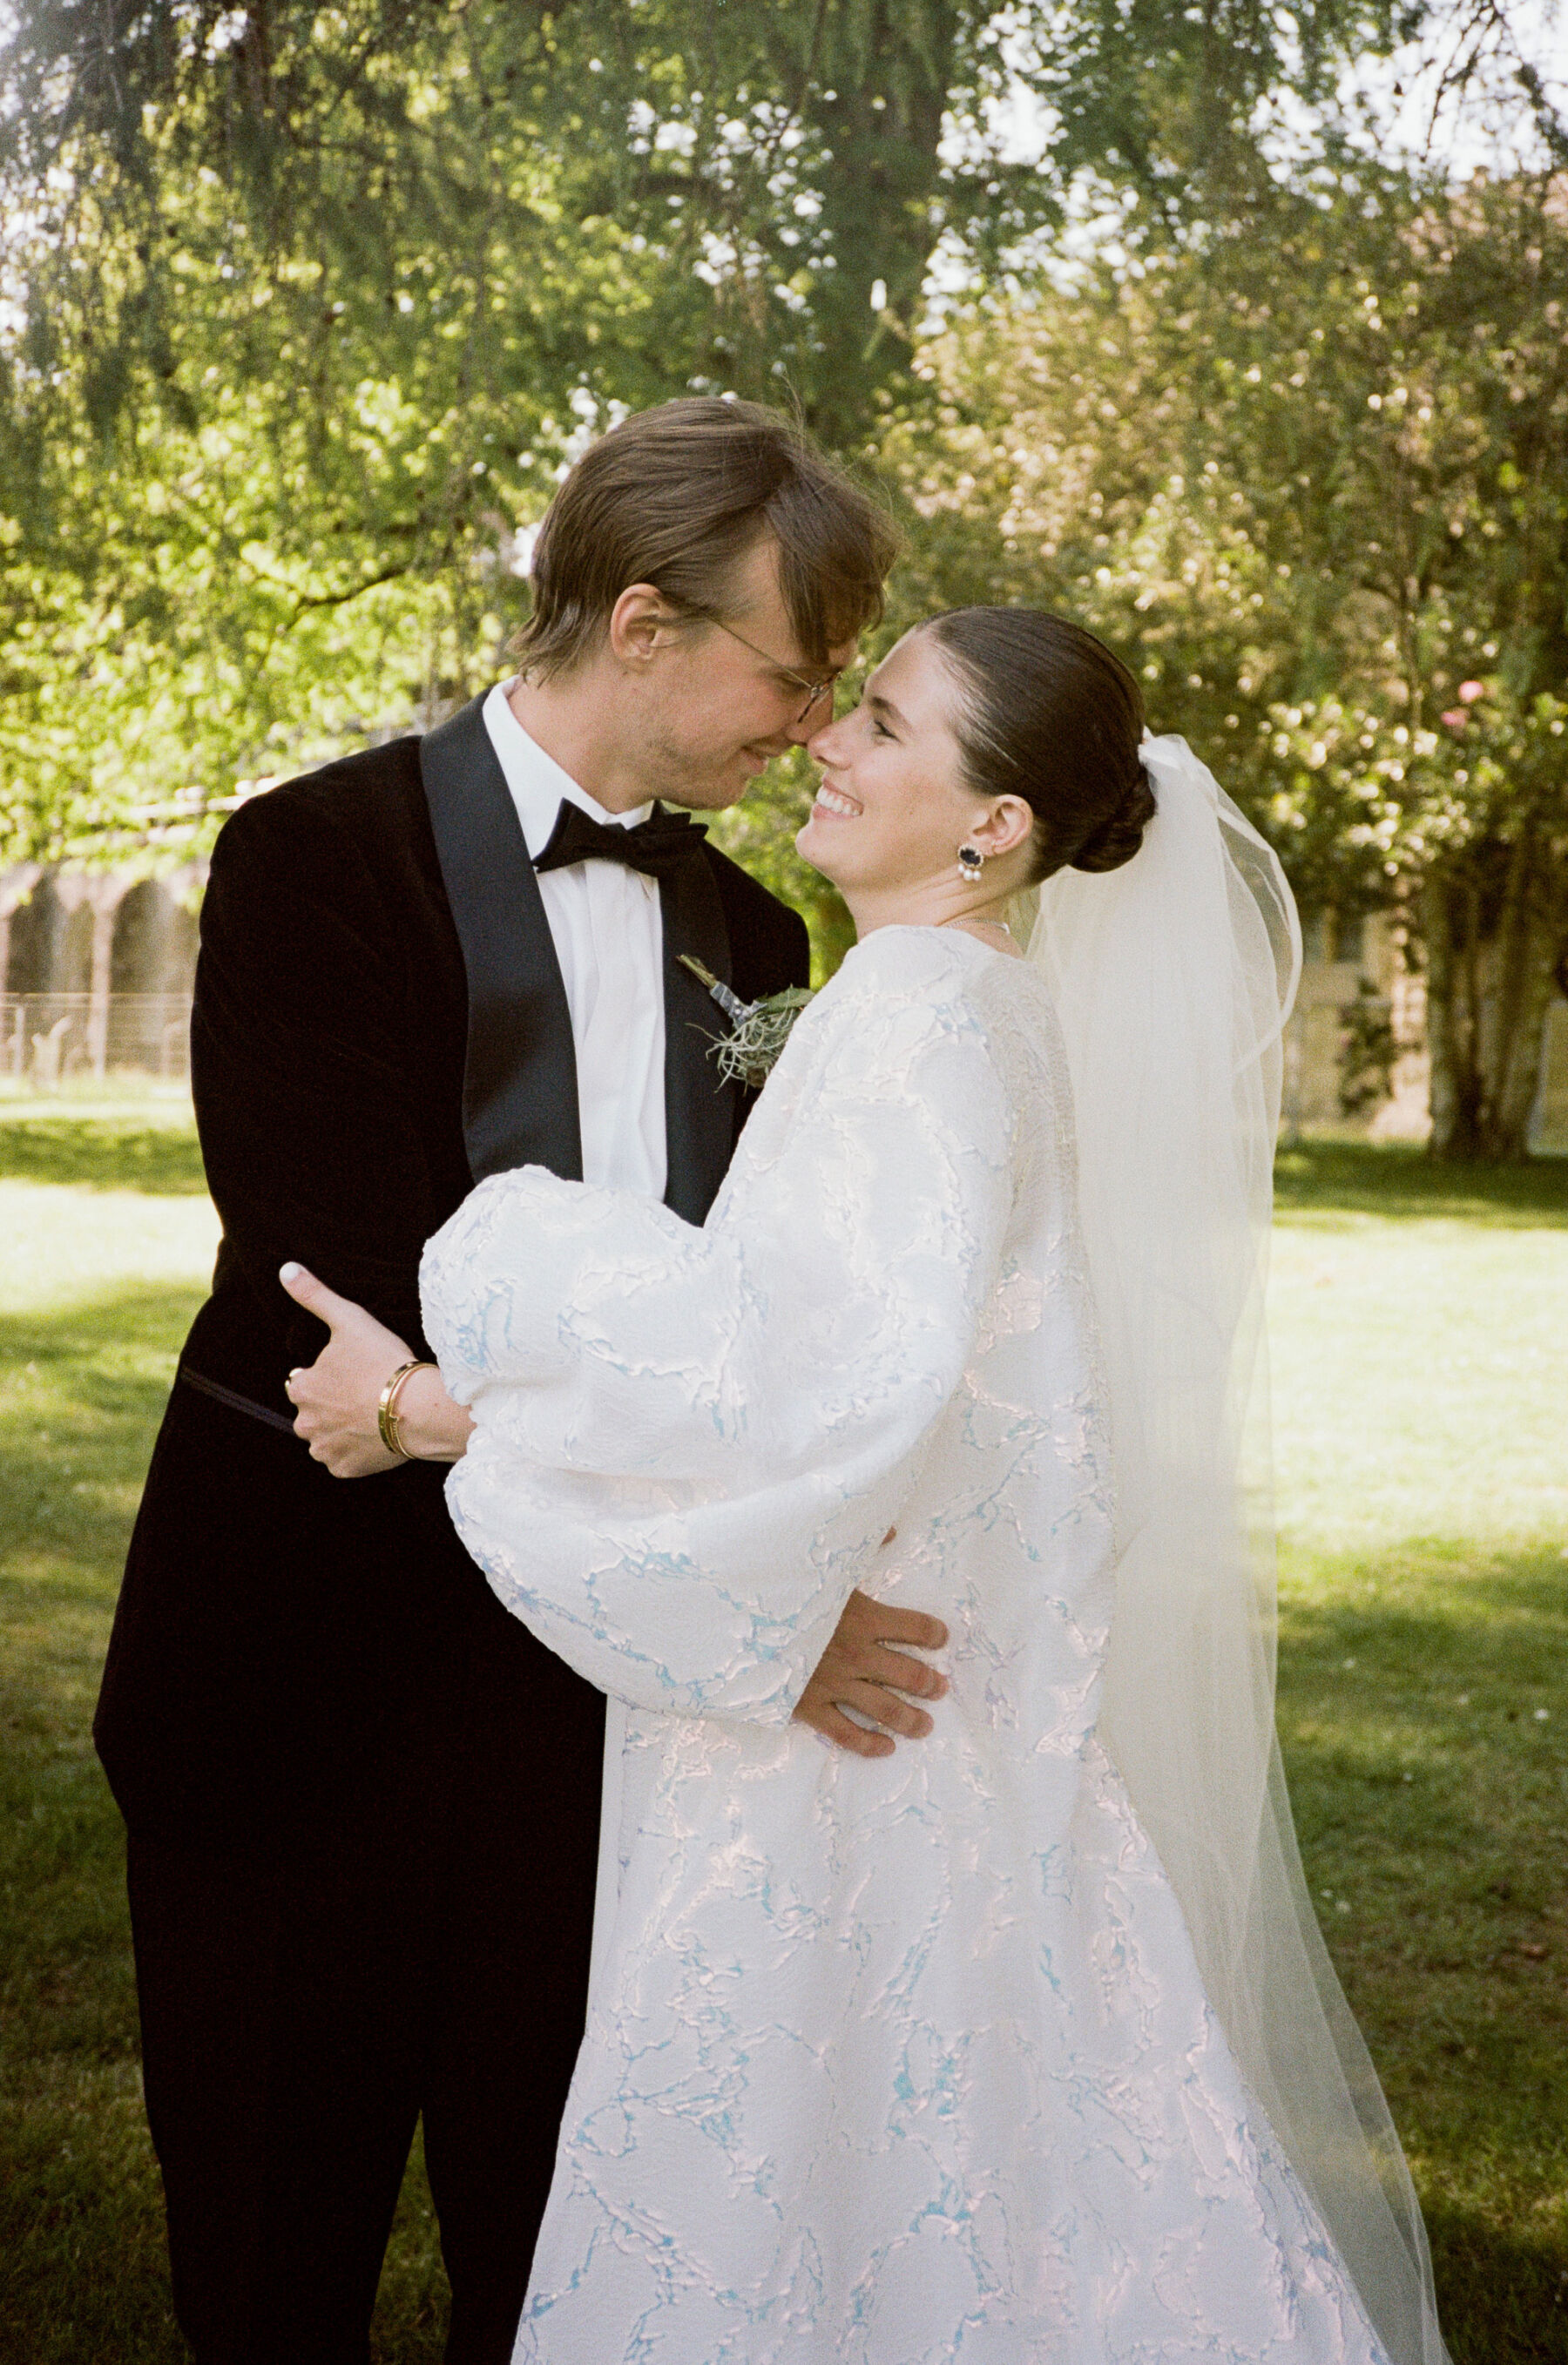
[{"left": 706, "top": 617, "right": 841, "bottom": 724}]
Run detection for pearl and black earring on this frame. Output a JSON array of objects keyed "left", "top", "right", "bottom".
[{"left": 957, "top": 843, "right": 984, "bottom": 883}]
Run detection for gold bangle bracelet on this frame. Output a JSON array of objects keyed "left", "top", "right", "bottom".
[{"left": 377, "top": 1359, "right": 434, "bottom": 1461}]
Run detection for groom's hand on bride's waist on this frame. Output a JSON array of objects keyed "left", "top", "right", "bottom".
[{"left": 794, "top": 1571, "right": 949, "bottom": 1760}]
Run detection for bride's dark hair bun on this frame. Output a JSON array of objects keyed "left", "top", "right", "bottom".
[
  {"left": 1068, "top": 767, "right": 1159, "bottom": 874},
  {"left": 925, "top": 608, "right": 1153, "bottom": 882}
]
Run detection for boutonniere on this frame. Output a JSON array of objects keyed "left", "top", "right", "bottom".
[{"left": 677, "top": 956, "right": 814, "bottom": 1090}]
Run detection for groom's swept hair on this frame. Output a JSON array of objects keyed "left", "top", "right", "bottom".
[{"left": 514, "top": 399, "right": 899, "bottom": 679}]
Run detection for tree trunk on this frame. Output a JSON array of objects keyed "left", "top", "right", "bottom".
[
  {"left": 799, "top": 0, "right": 960, "bottom": 446},
  {"left": 1424, "top": 872, "right": 1482, "bottom": 1159},
  {"left": 1490, "top": 837, "right": 1568, "bottom": 1157},
  {"left": 1474, "top": 824, "right": 1535, "bottom": 1159},
  {"left": 1425, "top": 836, "right": 1565, "bottom": 1162},
  {"left": 1490, "top": 922, "right": 1565, "bottom": 1155}
]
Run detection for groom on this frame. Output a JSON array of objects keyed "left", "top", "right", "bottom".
[{"left": 94, "top": 399, "right": 948, "bottom": 2365}]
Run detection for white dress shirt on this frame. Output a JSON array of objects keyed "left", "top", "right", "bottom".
[{"left": 482, "top": 681, "right": 667, "bottom": 1200}]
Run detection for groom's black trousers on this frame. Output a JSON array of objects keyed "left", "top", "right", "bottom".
[{"left": 125, "top": 1693, "right": 600, "bottom": 2365}]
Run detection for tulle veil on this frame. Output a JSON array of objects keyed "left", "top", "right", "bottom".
[{"left": 1016, "top": 734, "right": 1451, "bottom": 2365}]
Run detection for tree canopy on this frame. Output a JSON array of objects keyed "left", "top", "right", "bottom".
[
  {"left": 2, "top": 0, "right": 1456, "bottom": 841},
  {"left": 2, "top": 0, "right": 1564, "bottom": 1152},
  {"left": 3, "top": 0, "right": 1429, "bottom": 447},
  {"left": 874, "top": 162, "right": 1568, "bottom": 1152}
]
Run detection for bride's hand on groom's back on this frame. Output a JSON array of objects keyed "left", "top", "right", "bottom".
[
  {"left": 794, "top": 1573, "right": 950, "bottom": 1759},
  {"left": 274, "top": 1260, "right": 951, "bottom": 1749},
  {"left": 277, "top": 1262, "right": 473, "bottom": 1476}
]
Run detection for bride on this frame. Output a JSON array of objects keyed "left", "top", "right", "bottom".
[{"left": 338, "top": 610, "right": 1450, "bottom": 2361}]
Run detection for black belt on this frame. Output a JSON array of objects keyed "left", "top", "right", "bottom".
[{"left": 179, "top": 1367, "right": 297, "bottom": 1435}]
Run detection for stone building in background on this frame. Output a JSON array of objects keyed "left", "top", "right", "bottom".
[
  {"left": 1, "top": 863, "right": 206, "bottom": 1089},
  {"left": 3, "top": 855, "right": 1565, "bottom": 1149},
  {"left": 1281, "top": 908, "right": 1568, "bottom": 1156},
  {"left": 1282, "top": 911, "right": 1429, "bottom": 1141}
]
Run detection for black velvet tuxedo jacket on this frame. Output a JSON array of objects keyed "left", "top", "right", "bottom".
[{"left": 94, "top": 699, "right": 810, "bottom": 1843}]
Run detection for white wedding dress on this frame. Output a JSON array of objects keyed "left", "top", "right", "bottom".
[{"left": 421, "top": 923, "right": 1392, "bottom": 2365}]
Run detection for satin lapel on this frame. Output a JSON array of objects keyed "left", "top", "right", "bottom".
[
  {"left": 660, "top": 849, "right": 738, "bottom": 1224},
  {"left": 420, "top": 697, "right": 583, "bottom": 1186}
]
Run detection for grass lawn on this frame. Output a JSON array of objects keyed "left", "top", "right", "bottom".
[
  {"left": 1, "top": 1112, "right": 1565, "bottom": 2362},
  {"left": 1268, "top": 1145, "right": 1568, "bottom": 2359},
  {"left": 0, "top": 1112, "right": 446, "bottom": 2361}
]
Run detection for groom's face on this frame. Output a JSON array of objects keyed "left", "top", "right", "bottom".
[{"left": 630, "top": 538, "right": 860, "bottom": 812}]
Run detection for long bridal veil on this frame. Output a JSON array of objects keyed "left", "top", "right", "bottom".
[{"left": 1024, "top": 735, "right": 1450, "bottom": 2365}]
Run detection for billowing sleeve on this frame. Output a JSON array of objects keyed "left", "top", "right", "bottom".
[{"left": 419, "top": 943, "right": 1015, "bottom": 1722}]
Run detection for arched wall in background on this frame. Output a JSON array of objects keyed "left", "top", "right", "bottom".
[
  {"left": 2, "top": 863, "right": 207, "bottom": 1087},
  {"left": 3, "top": 872, "right": 65, "bottom": 997},
  {"left": 108, "top": 878, "right": 202, "bottom": 1000},
  {"left": 0, "top": 861, "right": 1562, "bottom": 1145},
  {"left": 2, "top": 866, "right": 206, "bottom": 1002}
]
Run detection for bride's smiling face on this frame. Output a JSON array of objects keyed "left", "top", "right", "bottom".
[{"left": 795, "top": 628, "right": 1033, "bottom": 916}]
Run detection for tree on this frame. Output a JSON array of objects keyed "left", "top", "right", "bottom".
[
  {"left": 872, "top": 165, "right": 1568, "bottom": 1157},
  {"left": 1, "top": 0, "right": 1435, "bottom": 854},
  {"left": 1, "top": 0, "right": 1422, "bottom": 448},
  {"left": 1191, "top": 172, "right": 1568, "bottom": 1159},
  {"left": 4, "top": 0, "right": 1562, "bottom": 1122}
]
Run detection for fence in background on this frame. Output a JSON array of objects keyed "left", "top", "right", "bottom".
[{"left": 1, "top": 994, "right": 193, "bottom": 1089}]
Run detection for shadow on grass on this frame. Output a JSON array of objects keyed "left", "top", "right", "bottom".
[
  {"left": 3, "top": 1271, "right": 200, "bottom": 1375},
  {"left": 0, "top": 1280, "right": 449, "bottom": 2362},
  {"left": 1424, "top": 2215, "right": 1568, "bottom": 2365},
  {"left": 6, "top": 1109, "right": 1565, "bottom": 1225},
  {"left": 1274, "top": 1138, "right": 1568, "bottom": 1226},
  {"left": 1278, "top": 1542, "right": 1568, "bottom": 1952},
  {"left": 1, "top": 1284, "right": 211, "bottom": 2074},
  {"left": 0, "top": 1116, "right": 206, "bottom": 1194},
  {"left": 0, "top": 1283, "right": 206, "bottom": 1600},
  {"left": 1277, "top": 1543, "right": 1568, "bottom": 2362}
]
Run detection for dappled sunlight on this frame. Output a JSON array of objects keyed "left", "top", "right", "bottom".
[
  {"left": 2, "top": 1184, "right": 218, "bottom": 1323},
  {"left": 0, "top": 1249, "right": 452, "bottom": 2358},
  {"left": 1275, "top": 1539, "right": 1568, "bottom": 2337},
  {"left": 0, "top": 1118, "right": 208, "bottom": 1196},
  {"left": 1270, "top": 1199, "right": 1568, "bottom": 1552},
  {"left": 1274, "top": 1142, "right": 1568, "bottom": 1231}
]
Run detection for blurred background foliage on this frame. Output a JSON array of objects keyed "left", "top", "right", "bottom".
[{"left": 1, "top": 0, "right": 1565, "bottom": 1152}]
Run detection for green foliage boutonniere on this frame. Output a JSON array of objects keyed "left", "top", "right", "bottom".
[{"left": 678, "top": 956, "right": 814, "bottom": 1091}]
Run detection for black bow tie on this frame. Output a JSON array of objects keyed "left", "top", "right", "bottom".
[{"left": 533, "top": 800, "right": 710, "bottom": 882}]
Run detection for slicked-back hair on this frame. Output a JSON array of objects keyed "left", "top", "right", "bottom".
[
  {"left": 514, "top": 399, "right": 900, "bottom": 679},
  {"left": 927, "top": 608, "right": 1154, "bottom": 882}
]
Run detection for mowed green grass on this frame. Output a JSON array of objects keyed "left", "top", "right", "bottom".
[
  {"left": 0, "top": 1114, "right": 1564, "bottom": 2362},
  {"left": 0, "top": 1115, "right": 447, "bottom": 2361},
  {"left": 1267, "top": 1145, "right": 1568, "bottom": 2358}
]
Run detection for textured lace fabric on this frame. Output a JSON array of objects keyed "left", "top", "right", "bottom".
[{"left": 421, "top": 926, "right": 1392, "bottom": 2365}]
